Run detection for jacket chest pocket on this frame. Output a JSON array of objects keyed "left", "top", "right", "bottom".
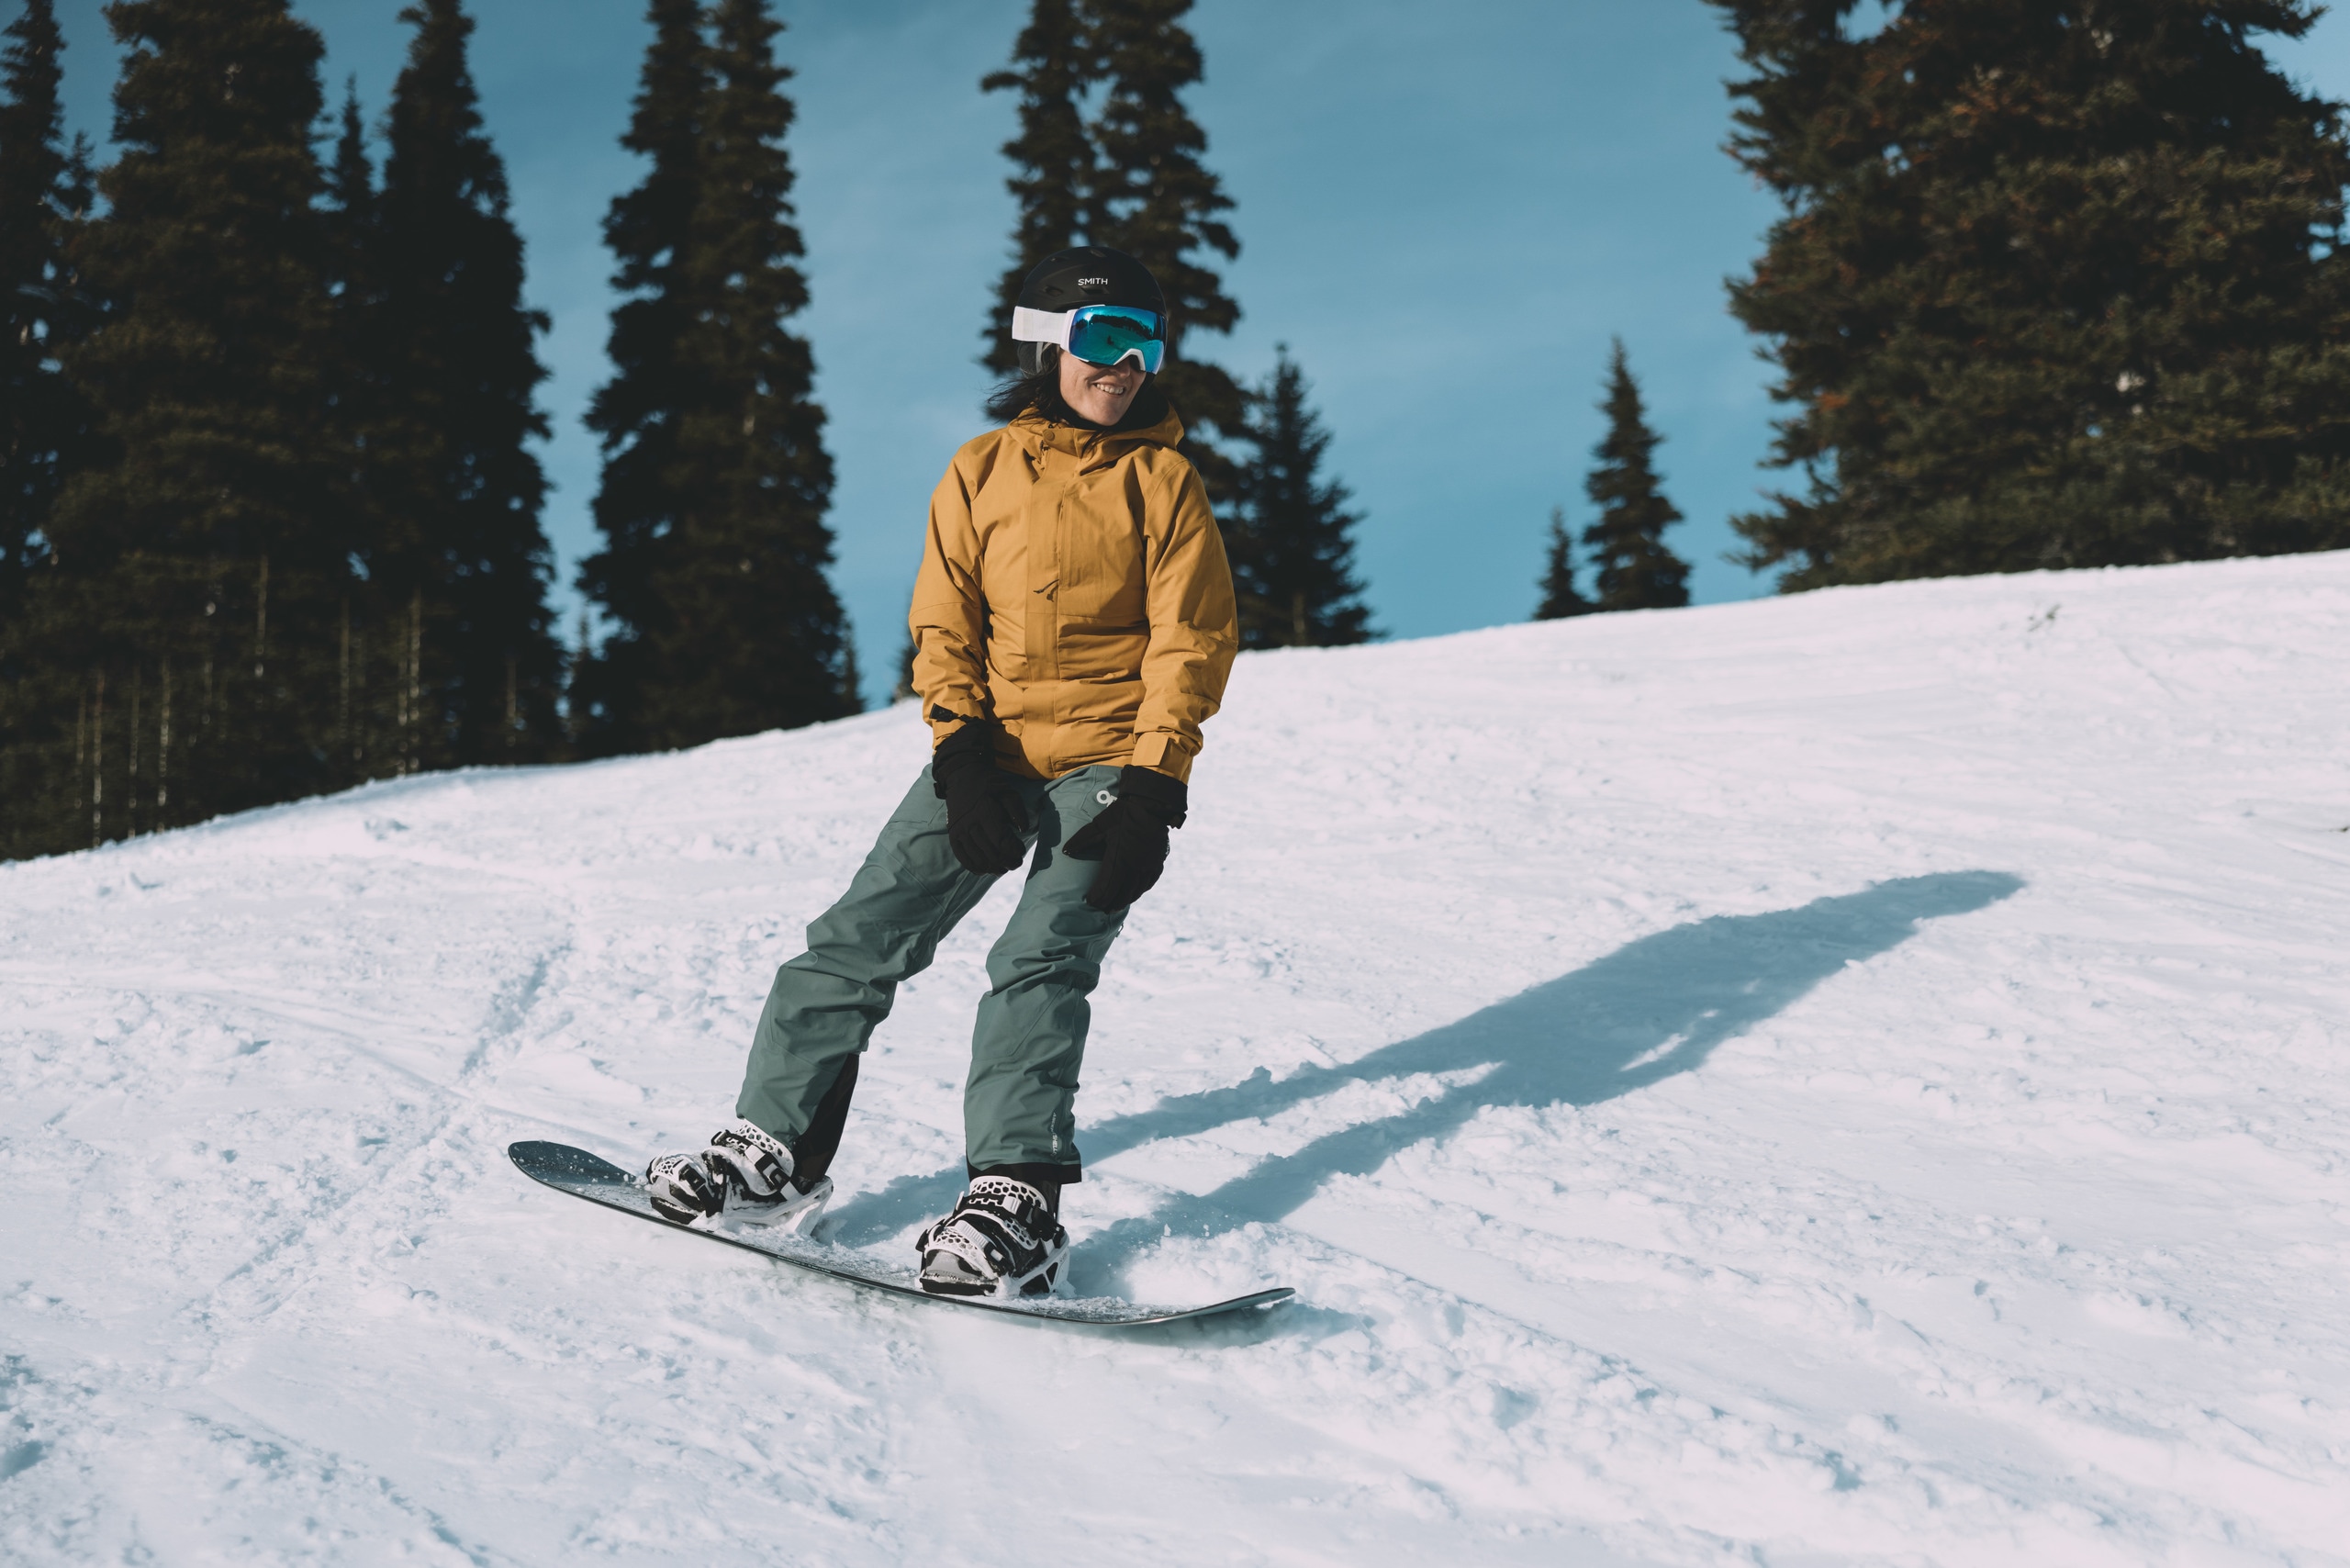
[{"left": 1056, "top": 485, "right": 1147, "bottom": 627}]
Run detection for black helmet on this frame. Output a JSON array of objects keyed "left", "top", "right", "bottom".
[{"left": 1012, "top": 246, "right": 1165, "bottom": 375}]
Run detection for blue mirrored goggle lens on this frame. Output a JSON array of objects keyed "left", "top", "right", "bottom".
[{"left": 1065, "top": 306, "right": 1166, "bottom": 373}]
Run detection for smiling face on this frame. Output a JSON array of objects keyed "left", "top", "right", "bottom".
[{"left": 1057, "top": 348, "right": 1146, "bottom": 427}]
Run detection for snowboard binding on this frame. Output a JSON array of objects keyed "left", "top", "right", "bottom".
[
  {"left": 643, "top": 1120, "right": 831, "bottom": 1233},
  {"left": 916, "top": 1176, "right": 1069, "bottom": 1298}
]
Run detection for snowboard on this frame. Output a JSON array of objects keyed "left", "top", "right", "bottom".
[{"left": 509, "top": 1140, "right": 1293, "bottom": 1327}]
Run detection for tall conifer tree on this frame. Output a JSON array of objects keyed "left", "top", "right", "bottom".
[
  {"left": 582, "top": 0, "right": 849, "bottom": 753},
  {"left": 980, "top": 0, "right": 1093, "bottom": 375},
  {"left": 0, "top": 0, "right": 91, "bottom": 622},
  {"left": 61, "top": 0, "right": 334, "bottom": 572},
  {"left": 980, "top": 0, "right": 1246, "bottom": 491},
  {"left": 1534, "top": 506, "right": 1593, "bottom": 620},
  {"left": 1087, "top": 0, "right": 1245, "bottom": 485},
  {"left": 0, "top": 0, "right": 96, "bottom": 858},
  {"left": 1714, "top": 0, "right": 2350, "bottom": 588},
  {"left": 662, "top": 0, "right": 847, "bottom": 740},
  {"left": 1230, "top": 347, "right": 1371, "bottom": 648},
  {"left": 321, "top": 80, "right": 382, "bottom": 543},
  {"left": 324, "top": 84, "right": 375, "bottom": 285},
  {"left": 1581, "top": 342, "right": 1689, "bottom": 612},
  {"left": 375, "top": 0, "right": 558, "bottom": 766},
  {"left": 314, "top": 83, "right": 380, "bottom": 786},
  {"left": 578, "top": 0, "right": 707, "bottom": 752},
  {"left": 54, "top": 0, "right": 344, "bottom": 833}
]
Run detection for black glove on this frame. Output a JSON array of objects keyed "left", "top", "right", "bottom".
[
  {"left": 1063, "top": 766, "right": 1188, "bottom": 912},
  {"left": 930, "top": 720, "right": 1029, "bottom": 876}
]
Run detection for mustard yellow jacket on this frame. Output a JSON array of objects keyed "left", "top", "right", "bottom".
[{"left": 909, "top": 401, "right": 1238, "bottom": 783}]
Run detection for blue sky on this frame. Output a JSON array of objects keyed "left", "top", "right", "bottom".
[{"left": 40, "top": 1, "right": 2350, "bottom": 700}]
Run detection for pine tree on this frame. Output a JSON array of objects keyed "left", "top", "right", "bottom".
[
  {"left": 61, "top": 0, "right": 333, "bottom": 570},
  {"left": 319, "top": 80, "right": 390, "bottom": 785},
  {"left": 662, "top": 0, "right": 848, "bottom": 740},
  {"left": 322, "top": 81, "right": 382, "bottom": 519},
  {"left": 53, "top": 0, "right": 345, "bottom": 835},
  {"left": 1534, "top": 506, "right": 1593, "bottom": 620},
  {"left": 1087, "top": 0, "right": 1246, "bottom": 484},
  {"left": 1714, "top": 0, "right": 2350, "bottom": 588},
  {"left": 0, "top": 0, "right": 97, "bottom": 858},
  {"left": 375, "top": 0, "right": 558, "bottom": 767},
  {"left": 979, "top": 1, "right": 1247, "bottom": 492},
  {"left": 581, "top": 0, "right": 851, "bottom": 753},
  {"left": 1231, "top": 347, "right": 1372, "bottom": 648},
  {"left": 1581, "top": 341, "right": 1689, "bottom": 612},
  {"left": 577, "top": 0, "right": 707, "bottom": 753},
  {"left": 0, "top": 0, "right": 92, "bottom": 621},
  {"left": 980, "top": 0, "right": 1094, "bottom": 375},
  {"left": 324, "top": 83, "right": 374, "bottom": 272}
]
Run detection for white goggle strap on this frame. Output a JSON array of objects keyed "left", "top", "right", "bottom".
[
  {"left": 1011, "top": 306, "right": 1156, "bottom": 370},
  {"left": 1010, "top": 307, "right": 1073, "bottom": 349}
]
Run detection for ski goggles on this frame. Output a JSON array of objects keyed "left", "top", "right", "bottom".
[{"left": 1010, "top": 304, "right": 1167, "bottom": 374}]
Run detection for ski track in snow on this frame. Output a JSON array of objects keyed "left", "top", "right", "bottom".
[{"left": 5, "top": 552, "right": 2349, "bottom": 1565}]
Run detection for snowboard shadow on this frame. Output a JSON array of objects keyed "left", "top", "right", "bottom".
[{"left": 822, "top": 870, "right": 2024, "bottom": 1270}]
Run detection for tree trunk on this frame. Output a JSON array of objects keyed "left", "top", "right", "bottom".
[
  {"left": 90, "top": 668, "right": 105, "bottom": 847},
  {"left": 159, "top": 655, "right": 173, "bottom": 818}
]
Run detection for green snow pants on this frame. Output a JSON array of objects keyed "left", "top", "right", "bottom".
[{"left": 734, "top": 762, "right": 1128, "bottom": 1186}]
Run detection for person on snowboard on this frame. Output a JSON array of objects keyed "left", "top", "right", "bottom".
[{"left": 644, "top": 247, "right": 1239, "bottom": 1299}]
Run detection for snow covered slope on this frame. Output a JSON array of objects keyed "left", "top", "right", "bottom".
[{"left": 5, "top": 552, "right": 2349, "bottom": 1566}]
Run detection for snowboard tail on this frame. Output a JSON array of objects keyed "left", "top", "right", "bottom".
[{"left": 508, "top": 1141, "right": 1293, "bottom": 1328}]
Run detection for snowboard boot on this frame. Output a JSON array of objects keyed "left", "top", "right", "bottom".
[
  {"left": 643, "top": 1119, "right": 832, "bottom": 1232},
  {"left": 915, "top": 1176, "right": 1069, "bottom": 1298}
]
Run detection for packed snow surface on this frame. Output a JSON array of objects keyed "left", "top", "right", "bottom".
[{"left": 6, "top": 553, "right": 2350, "bottom": 1566}]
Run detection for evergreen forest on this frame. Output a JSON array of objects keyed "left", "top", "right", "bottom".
[
  {"left": 1709, "top": 0, "right": 2350, "bottom": 588},
  {"left": 0, "top": 0, "right": 1373, "bottom": 860},
  {"left": 2, "top": 0, "right": 564, "bottom": 863},
  {"left": 10, "top": 0, "right": 2350, "bottom": 862}
]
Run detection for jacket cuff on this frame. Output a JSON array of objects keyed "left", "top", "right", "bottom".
[
  {"left": 1128, "top": 732, "right": 1194, "bottom": 783},
  {"left": 927, "top": 703, "right": 984, "bottom": 745}
]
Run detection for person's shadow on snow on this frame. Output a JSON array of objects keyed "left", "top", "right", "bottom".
[{"left": 821, "top": 870, "right": 2024, "bottom": 1279}]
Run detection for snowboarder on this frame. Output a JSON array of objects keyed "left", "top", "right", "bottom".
[{"left": 644, "top": 248, "right": 1239, "bottom": 1298}]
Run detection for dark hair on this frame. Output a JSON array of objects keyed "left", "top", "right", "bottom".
[
  {"left": 984, "top": 349, "right": 1081, "bottom": 424},
  {"left": 983, "top": 345, "right": 1169, "bottom": 431}
]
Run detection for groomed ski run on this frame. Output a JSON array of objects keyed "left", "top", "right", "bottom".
[{"left": 4, "top": 551, "right": 2348, "bottom": 1565}]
